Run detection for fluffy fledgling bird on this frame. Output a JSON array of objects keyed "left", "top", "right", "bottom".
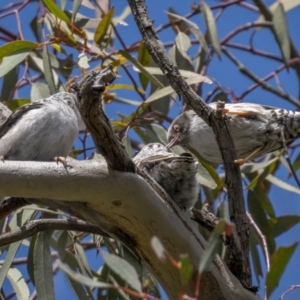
[
  {"left": 167, "top": 102, "right": 300, "bottom": 164},
  {"left": 0, "top": 92, "right": 83, "bottom": 161},
  {"left": 133, "top": 143, "right": 199, "bottom": 210}
]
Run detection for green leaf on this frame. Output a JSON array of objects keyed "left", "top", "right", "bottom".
[
  {"left": 266, "top": 243, "right": 298, "bottom": 297},
  {"left": 34, "top": 232, "right": 55, "bottom": 300},
  {"left": 101, "top": 251, "right": 142, "bottom": 292},
  {"left": 180, "top": 255, "right": 193, "bottom": 287},
  {"left": 144, "top": 123, "right": 168, "bottom": 145},
  {"left": 42, "top": 0, "right": 70, "bottom": 23},
  {"left": 30, "top": 82, "right": 50, "bottom": 101},
  {"left": 136, "top": 66, "right": 211, "bottom": 82},
  {"left": 266, "top": 174, "right": 300, "bottom": 195},
  {"left": 170, "top": 44, "right": 193, "bottom": 72},
  {"left": 120, "top": 50, "right": 164, "bottom": 88},
  {"left": 8, "top": 99, "right": 31, "bottom": 111},
  {"left": 27, "top": 234, "right": 37, "bottom": 285},
  {"left": 0, "top": 241, "right": 22, "bottom": 288},
  {"left": 196, "top": 163, "right": 217, "bottom": 189},
  {"left": 0, "top": 52, "right": 29, "bottom": 78},
  {"left": 94, "top": 7, "right": 115, "bottom": 45},
  {"left": 176, "top": 32, "right": 191, "bottom": 53},
  {"left": 138, "top": 41, "right": 151, "bottom": 89},
  {"left": 271, "top": 215, "right": 300, "bottom": 237},
  {"left": 273, "top": 3, "right": 291, "bottom": 66},
  {"left": 78, "top": 52, "right": 90, "bottom": 69},
  {"left": 189, "top": 27, "right": 209, "bottom": 54},
  {"left": 166, "top": 8, "right": 190, "bottom": 33},
  {"left": 7, "top": 268, "right": 30, "bottom": 300},
  {"left": 0, "top": 41, "right": 36, "bottom": 62},
  {"left": 59, "top": 261, "right": 112, "bottom": 289},
  {"left": 145, "top": 76, "right": 212, "bottom": 103},
  {"left": 241, "top": 157, "right": 279, "bottom": 174},
  {"left": 247, "top": 190, "right": 276, "bottom": 255},
  {"left": 150, "top": 236, "right": 166, "bottom": 260},
  {"left": 249, "top": 229, "right": 263, "bottom": 283},
  {"left": 75, "top": 243, "right": 92, "bottom": 277},
  {"left": 122, "top": 135, "right": 132, "bottom": 156},
  {"left": 43, "top": 45, "right": 56, "bottom": 95},
  {"left": 198, "top": 219, "right": 229, "bottom": 274},
  {"left": 72, "top": 0, "right": 82, "bottom": 22},
  {"left": 188, "top": 146, "right": 223, "bottom": 190},
  {"left": 1, "top": 65, "right": 18, "bottom": 102},
  {"left": 201, "top": 1, "right": 221, "bottom": 58}
]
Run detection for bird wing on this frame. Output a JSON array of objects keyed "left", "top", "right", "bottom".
[{"left": 0, "top": 102, "right": 44, "bottom": 139}]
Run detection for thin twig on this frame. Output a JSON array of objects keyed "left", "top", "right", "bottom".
[{"left": 0, "top": 218, "right": 109, "bottom": 247}]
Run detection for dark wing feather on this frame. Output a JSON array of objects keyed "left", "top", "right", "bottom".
[{"left": 0, "top": 102, "right": 44, "bottom": 139}]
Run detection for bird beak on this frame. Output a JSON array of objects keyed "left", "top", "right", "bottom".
[{"left": 166, "top": 134, "right": 179, "bottom": 149}]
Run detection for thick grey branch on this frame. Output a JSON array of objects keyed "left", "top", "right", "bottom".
[
  {"left": 0, "top": 159, "right": 259, "bottom": 300},
  {"left": 0, "top": 218, "right": 108, "bottom": 247},
  {"left": 127, "top": 0, "right": 250, "bottom": 288}
]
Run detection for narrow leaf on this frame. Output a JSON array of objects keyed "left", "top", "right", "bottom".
[
  {"left": 34, "top": 232, "right": 55, "bottom": 300},
  {"left": 138, "top": 41, "right": 151, "bottom": 89},
  {"left": 120, "top": 50, "right": 164, "bottom": 88},
  {"left": 1, "top": 65, "right": 18, "bottom": 102},
  {"left": 134, "top": 66, "right": 212, "bottom": 83},
  {"left": 59, "top": 261, "right": 112, "bottom": 289},
  {"left": 0, "top": 41, "right": 36, "bottom": 61},
  {"left": 176, "top": 32, "right": 191, "bottom": 52},
  {"left": 165, "top": 11, "right": 209, "bottom": 54},
  {"left": 0, "top": 52, "right": 29, "bottom": 78},
  {"left": 0, "top": 241, "right": 22, "bottom": 288},
  {"left": 247, "top": 190, "right": 276, "bottom": 255},
  {"left": 266, "top": 243, "right": 298, "bottom": 297},
  {"left": 271, "top": 215, "right": 300, "bottom": 237},
  {"left": 78, "top": 52, "right": 90, "bottom": 69},
  {"left": 101, "top": 251, "right": 142, "bottom": 292},
  {"left": 30, "top": 82, "right": 50, "bottom": 101},
  {"left": 144, "top": 124, "right": 168, "bottom": 145},
  {"left": 273, "top": 3, "right": 291, "bottom": 66},
  {"left": 122, "top": 135, "right": 132, "bottom": 156},
  {"left": 199, "top": 220, "right": 230, "bottom": 274},
  {"left": 94, "top": 7, "right": 115, "bottom": 45},
  {"left": 266, "top": 174, "right": 300, "bottom": 194},
  {"left": 42, "top": 0, "right": 70, "bottom": 23},
  {"left": 201, "top": 1, "right": 221, "bottom": 58},
  {"left": 188, "top": 146, "right": 223, "bottom": 190},
  {"left": 151, "top": 236, "right": 166, "bottom": 260},
  {"left": 7, "top": 268, "right": 30, "bottom": 300},
  {"left": 145, "top": 76, "right": 212, "bottom": 103},
  {"left": 43, "top": 45, "right": 56, "bottom": 95},
  {"left": 72, "top": 0, "right": 82, "bottom": 22}
]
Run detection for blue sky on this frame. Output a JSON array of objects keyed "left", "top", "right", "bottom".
[{"left": 0, "top": 0, "right": 300, "bottom": 299}]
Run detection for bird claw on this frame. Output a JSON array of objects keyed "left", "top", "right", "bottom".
[{"left": 54, "top": 156, "right": 68, "bottom": 167}]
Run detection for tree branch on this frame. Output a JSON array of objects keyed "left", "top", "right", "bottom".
[
  {"left": 0, "top": 218, "right": 108, "bottom": 247},
  {"left": 127, "top": 0, "right": 251, "bottom": 288},
  {"left": 0, "top": 158, "right": 259, "bottom": 299},
  {"left": 75, "top": 66, "right": 135, "bottom": 172}
]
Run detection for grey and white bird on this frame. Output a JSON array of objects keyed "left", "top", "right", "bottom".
[
  {"left": 0, "top": 92, "right": 83, "bottom": 161},
  {"left": 133, "top": 143, "right": 199, "bottom": 210},
  {"left": 167, "top": 102, "right": 300, "bottom": 164}
]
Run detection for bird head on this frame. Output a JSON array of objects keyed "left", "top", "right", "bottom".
[{"left": 166, "top": 110, "right": 195, "bottom": 149}]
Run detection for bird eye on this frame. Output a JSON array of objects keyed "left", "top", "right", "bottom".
[{"left": 174, "top": 124, "right": 180, "bottom": 132}]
